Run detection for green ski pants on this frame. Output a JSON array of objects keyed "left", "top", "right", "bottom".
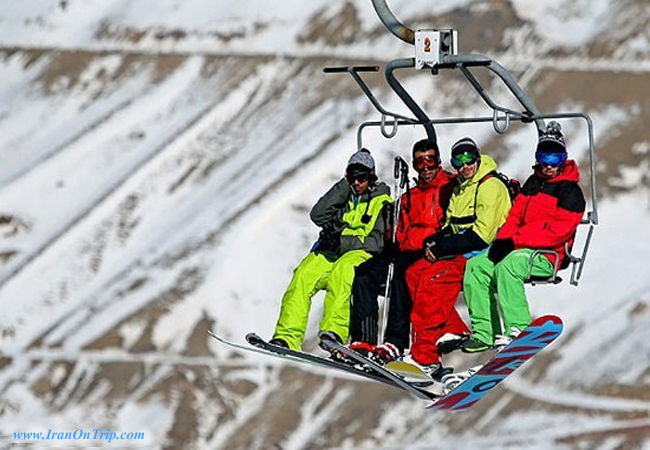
[
  {"left": 273, "top": 249, "right": 372, "bottom": 351},
  {"left": 462, "top": 249, "right": 553, "bottom": 345}
]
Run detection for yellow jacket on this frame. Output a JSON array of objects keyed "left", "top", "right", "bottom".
[{"left": 446, "top": 154, "right": 511, "bottom": 244}]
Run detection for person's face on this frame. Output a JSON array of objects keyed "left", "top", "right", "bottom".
[
  {"left": 539, "top": 164, "right": 561, "bottom": 179},
  {"left": 451, "top": 150, "right": 480, "bottom": 180},
  {"left": 457, "top": 160, "right": 478, "bottom": 180},
  {"left": 413, "top": 149, "right": 440, "bottom": 183},
  {"left": 535, "top": 151, "right": 566, "bottom": 179},
  {"left": 346, "top": 171, "right": 371, "bottom": 195}
]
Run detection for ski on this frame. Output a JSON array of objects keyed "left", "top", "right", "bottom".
[
  {"left": 385, "top": 361, "right": 432, "bottom": 381},
  {"left": 428, "top": 314, "right": 564, "bottom": 412},
  {"left": 319, "top": 335, "right": 440, "bottom": 401},
  {"left": 207, "top": 330, "right": 432, "bottom": 392}
]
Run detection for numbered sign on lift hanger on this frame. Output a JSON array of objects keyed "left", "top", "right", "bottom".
[{"left": 415, "top": 29, "right": 458, "bottom": 69}]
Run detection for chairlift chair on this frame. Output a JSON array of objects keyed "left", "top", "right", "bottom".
[{"left": 323, "top": 0, "right": 598, "bottom": 287}]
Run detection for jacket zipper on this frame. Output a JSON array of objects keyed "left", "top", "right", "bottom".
[
  {"left": 430, "top": 268, "right": 450, "bottom": 281},
  {"left": 520, "top": 181, "right": 543, "bottom": 226}
]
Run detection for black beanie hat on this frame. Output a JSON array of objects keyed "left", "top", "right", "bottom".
[{"left": 451, "top": 137, "right": 480, "bottom": 159}]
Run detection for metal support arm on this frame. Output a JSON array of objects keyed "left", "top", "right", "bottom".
[
  {"left": 385, "top": 58, "right": 437, "bottom": 145},
  {"left": 371, "top": 0, "right": 414, "bottom": 44},
  {"left": 442, "top": 54, "right": 545, "bottom": 132}
]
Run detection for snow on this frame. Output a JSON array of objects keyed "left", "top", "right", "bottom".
[
  {"left": 511, "top": 0, "right": 613, "bottom": 46},
  {"left": 506, "top": 375, "right": 650, "bottom": 412},
  {"left": 282, "top": 380, "right": 353, "bottom": 450}
]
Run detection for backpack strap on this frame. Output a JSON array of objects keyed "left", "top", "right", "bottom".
[{"left": 448, "top": 172, "right": 496, "bottom": 225}]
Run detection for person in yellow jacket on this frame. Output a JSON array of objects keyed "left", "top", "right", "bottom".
[
  {"left": 271, "top": 149, "right": 393, "bottom": 353},
  {"left": 399, "top": 137, "right": 511, "bottom": 378}
]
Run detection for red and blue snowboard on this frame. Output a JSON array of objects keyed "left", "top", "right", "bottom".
[{"left": 428, "top": 314, "right": 563, "bottom": 411}]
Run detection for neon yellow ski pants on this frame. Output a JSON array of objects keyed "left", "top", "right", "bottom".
[
  {"left": 463, "top": 249, "right": 554, "bottom": 345},
  {"left": 273, "top": 250, "right": 372, "bottom": 351}
]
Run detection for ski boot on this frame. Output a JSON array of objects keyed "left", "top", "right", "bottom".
[
  {"left": 370, "top": 342, "right": 402, "bottom": 365},
  {"left": 494, "top": 327, "right": 522, "bottom": 352},
  {"left": 318, "top": 331, "right": 351, "bottom": 364},
  {"left": 420, "top": 362, "right": 454, "bottom": 382},
  {"left": 436, "top": 333, "right": 470, "bottom": 355},
  {"left": 268, "top": 338, "right": 289, "bottom": 349},
  {"left": 440, "top": 365, "right": 482, "bottom": 395}
]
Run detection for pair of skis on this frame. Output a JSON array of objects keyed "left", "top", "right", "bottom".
[
  {"left": 208, "top": 330, "right": 432, "bottom": 388},
  {"left": 209, "top": 315, "right": 563, "bottom": 411}
]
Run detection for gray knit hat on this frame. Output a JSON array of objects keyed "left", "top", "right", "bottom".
[
  {"left": 537, "top": 121, "right": 566, "bottom": 153},
  {"left": 347, "top": 148, "right": 375, "bottom": 173}
]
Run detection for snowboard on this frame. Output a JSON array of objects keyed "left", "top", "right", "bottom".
[{"left": 427, "top": 314, "right": 564, "bottom": 412}]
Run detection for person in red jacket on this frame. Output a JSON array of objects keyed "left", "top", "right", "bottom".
[
  {"left": 462, "top": 121, "right": 586, "bottom": 352},
  {"left": 347, "top": 139, "right": 456, "bottom": 361}
]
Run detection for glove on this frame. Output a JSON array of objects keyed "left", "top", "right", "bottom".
[
  {"left": 317, "top": 227, "right": 341, "bottom": 254},
  {"left": 423, "top": 236, "right": 434, "bottom": 249},
  {"left": 422, "top": 233, "right": 438, "bottom": 250},
  {"left": 422, "top": 226, "right": 451, "bottom": 250},
  {"left": 487, "top": 238, "right": 515, "bottom": 264}
]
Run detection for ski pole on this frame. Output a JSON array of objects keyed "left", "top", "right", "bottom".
[{"left": 379, "top": 156, "right": 409, "bottom": 343}]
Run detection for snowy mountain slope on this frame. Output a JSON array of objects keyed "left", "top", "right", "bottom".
[{"left": 0, "top": 1, "right": 649, "bottom": 449}]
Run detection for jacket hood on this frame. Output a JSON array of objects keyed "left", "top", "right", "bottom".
[
  {"left": 459, "top": 154, "right": 498, "bottom": 187},
  {"left": 368, "top": 181, "right": 391, "bottom": 198},
  {"left": 533, "top": 159, "right": 580, "bottom": 183}
]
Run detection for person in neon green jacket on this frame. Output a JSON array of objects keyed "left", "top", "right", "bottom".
[
  {"left": 442, "top": 148, "right": 512, "bottom": 252},
  {"left": 271, "top": 149, "right": 393, "bottom": 352},
  {"left": 403, "top": 138, "right": 512, "bottom": 377}
]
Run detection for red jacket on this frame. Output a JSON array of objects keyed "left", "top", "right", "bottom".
[
  {"left": 496, "top": 160, "right": 586, "bottom": 267},
  {"left": 396, "top": 170, "right": 456, "bottom": 251}
]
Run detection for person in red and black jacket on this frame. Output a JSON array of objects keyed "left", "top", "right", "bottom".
[
  {"left": 347, "top": 139, "right": 456, "bottom": 362},
  {"left": 461, "top": 121, "right": 586, "bottom": 353}
]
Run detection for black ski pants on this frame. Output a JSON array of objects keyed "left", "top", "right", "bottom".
[{"left": 349, "top": 250, "right": 422, "bottom": 352}]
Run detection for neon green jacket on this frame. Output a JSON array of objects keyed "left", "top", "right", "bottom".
[
  {"left": 429, "top": 155, "right": 511, "bottom": 259},
  {"left": 446, "top": 154, "right": 511, "bottom": 244},
  {"left": 310, "top": 179, "right": 393, "bottom": 256}
]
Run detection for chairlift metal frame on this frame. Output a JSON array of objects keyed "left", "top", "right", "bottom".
[{"left": 323, "top": 0, "right": 598, "bottom": 286}]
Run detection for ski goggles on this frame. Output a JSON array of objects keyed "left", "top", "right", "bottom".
[
  {"left": 413, "top": 154, "right": 439, "bottom": 170},
  {"left": 535, "top": 151, "right": 567, "bottom": 167},
  {"left": 346, "top": 171, "right": 371, "bottom": 184},
  {"left": 451, "top": 151, "right": 479, "bottom": 169}
]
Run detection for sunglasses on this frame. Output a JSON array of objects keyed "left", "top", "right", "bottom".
[
  {"left": 536, "top": 152, "right": 567, "bottom": 167},
  {"left": 451, "top": 151, "right": 479, "bottom": 169},
  {"left": 346, "top": 171, "right": 370, "bottom": 184},
  {"left": 413, "top": 154, "right": 440, "bottom": 170}
]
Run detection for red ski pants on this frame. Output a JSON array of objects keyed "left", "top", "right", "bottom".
[{"left": 405, "top": 255, "right": 469, "bottom": 365}]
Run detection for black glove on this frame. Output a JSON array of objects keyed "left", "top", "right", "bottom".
[
  {"left": 487, "top": 238, "right": 515, "bottom": 264},
  {"left": 423, "top": 235, "right": 435, "bottom": 249},
  {"left": 317, "top": 227, "right": 341, "bottom": 254},
  {"left": 422, "top": 226, "right": 451, "bottom": 249}
]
